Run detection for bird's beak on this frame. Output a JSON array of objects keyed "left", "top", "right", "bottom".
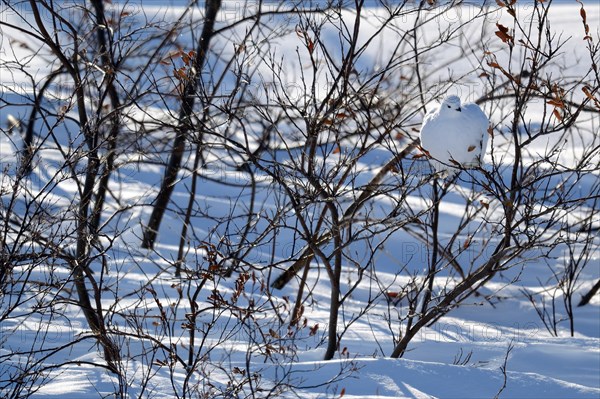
[{"left": 457, "top": 107, "right": 462, "bottom": 112}]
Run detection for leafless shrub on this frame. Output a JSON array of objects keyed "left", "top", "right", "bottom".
[{"left": 0, "top": 0, "right": 598, "bottom": 397}]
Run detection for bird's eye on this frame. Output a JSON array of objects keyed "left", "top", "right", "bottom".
[{"left": 447, "top": 105, "right": 451, "bottom": 108}]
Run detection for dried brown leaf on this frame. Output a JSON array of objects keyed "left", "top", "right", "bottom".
[
  {"left": 582, "top": 86, "right": 598, "bottom": 105},
  {"left": 577, "top": 0, "right": 590, "bottom": 35},
  {"left": 269, "top": 328, "right": 280, "bottom": 339},
  {"left": 553, "top": 108, "right": 563, "bottom": 121},
  {"left": 463, "top": 237, "right": 472, "bottom": 250},
  {"left": 495, "top": 23, "right": 513, "bottom": 44},
  {"left": 496, "top": 23, "right": 509, "bottom": 34},
  {"left": 547, "top": 98, "right": 564, "bottom": 108}
]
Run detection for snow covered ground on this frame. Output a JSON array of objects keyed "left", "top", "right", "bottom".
[{"left": 1, "top": 1, "right": 599, "bottom": 398}]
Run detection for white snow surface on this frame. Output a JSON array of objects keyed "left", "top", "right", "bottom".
[{"left": 0, "top": 2, "right": 599, "bottom": 399}]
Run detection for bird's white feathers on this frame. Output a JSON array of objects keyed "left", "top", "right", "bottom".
[{"left": 419, "top": 95, "right": 490, "bottom": 175}]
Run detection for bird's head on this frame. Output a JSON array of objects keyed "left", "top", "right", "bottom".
[{"left": 441, "top": 95, "right": 462, "bottom": 113}]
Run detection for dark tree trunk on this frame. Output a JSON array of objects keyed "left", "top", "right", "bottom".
[{"left": 142, "top": 0, "right": 222, "bottom": 249}]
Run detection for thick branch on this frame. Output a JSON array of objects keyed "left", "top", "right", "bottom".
[
  {"left": 271, "top": 137, "right": 419, "bottom": 290},
  {"left": 142, "top": 0, "right": 222, "bottom": 249}
]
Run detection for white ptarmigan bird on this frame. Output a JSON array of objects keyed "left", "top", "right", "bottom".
[{"left": 419, "top": 95, "right": 490, "bottom": 176}]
